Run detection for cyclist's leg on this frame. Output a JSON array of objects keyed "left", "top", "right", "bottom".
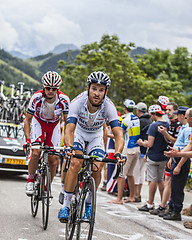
[
  {"left": 87, "top": 135, "right": 105, "bottom": 190},
  {"left": 64, "top": 150, "right": 83, "bottom": 197},
  {"left": 58, "top": 133, "right": 85, "bottom": 222},
  {"left": 45, "top": 120, "right": 60, "bottom": 182},
  {"left": 26, "top": 117, "right": 42, "bottom": 195},
  {"left": 48, "top": 155, "right": 58, "bottom": 182}
]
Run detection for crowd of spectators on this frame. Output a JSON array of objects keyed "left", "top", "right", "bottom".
[{"left": 104, "top": 96, "right": 192, "bottom": 229}]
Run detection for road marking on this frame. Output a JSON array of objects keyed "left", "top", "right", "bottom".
[{"left": 94, "top": 229, "right": 143, "bottom": 240}]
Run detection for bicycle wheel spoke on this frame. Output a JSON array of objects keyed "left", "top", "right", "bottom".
[{"left": 76, "top": 177, "right": 96, "bottom": 240}]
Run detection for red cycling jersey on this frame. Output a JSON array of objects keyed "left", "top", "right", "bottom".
[{"left": 27, "top": 90, "right": 70, "bottom": 123}]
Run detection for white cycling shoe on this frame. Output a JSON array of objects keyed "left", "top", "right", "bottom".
[{"left": 25, "top": 182, "right": 35, "bottom": 196}]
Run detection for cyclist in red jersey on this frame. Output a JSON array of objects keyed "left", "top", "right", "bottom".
[{"left": 24, "top": 71, "right": 70, "bottom": 196}]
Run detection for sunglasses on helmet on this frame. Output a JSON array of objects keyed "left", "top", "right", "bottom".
[{"left": 91, "top": 79, "right": 107, "bottom": 85}]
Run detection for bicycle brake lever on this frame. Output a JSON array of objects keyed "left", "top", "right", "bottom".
[
  {"left": 119, "top": 162, "right": 123, "bottom": 177},
  {"left": 64, "top": 155, "right": 71, "bottom": 172},
  {"left": 113, "top": 165, "right": 120, "bottom": 180}
]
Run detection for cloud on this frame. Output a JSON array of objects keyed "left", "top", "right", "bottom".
[
  {"left": 0, "top": 13, "right": 18, "bottom": 50},
  {"left": 1, "top": 0, "right": 192, "bottom": 55},
  {"left": 15, "top": 14, "right": 83, "bottom": 55}
]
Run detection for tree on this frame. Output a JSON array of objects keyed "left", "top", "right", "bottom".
[
  {"left": 59, "top": 34, "right": 146, "bottom": 108},
  {"left": 136, "top": 47, "right": 192, "bottom": 106},
  {"left": 59, "top": 35, "right": 188, "bottom": 109}
]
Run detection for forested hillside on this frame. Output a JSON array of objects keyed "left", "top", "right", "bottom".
[
  {"left": 0, "top": 44, "right": 147, "bottom": 97},
  {"left": 28, "top": 50, "right": 80, "bottom": 73},
  {"left": 0, "top": 49, "right": 41, "bottom": 91},
  {"left": 0, "top": 48, "right": 80, "bottom": 91}
]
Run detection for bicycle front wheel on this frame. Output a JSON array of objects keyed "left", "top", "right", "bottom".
[
  {"left": 76, "top": 177, "right": 96, "bottom": 240},
  {"left": 31, "top": 176, "right": 40, "bottom": 217},
  {"left": 41, "top": 165, "right": 51, "bottom": 230},
  {"left": 65, "top": 193, "right": 77, "bottom": 240}
]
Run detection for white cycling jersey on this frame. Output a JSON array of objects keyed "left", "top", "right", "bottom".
[
  {"left": 67, "top": 91, "right": 120, "bottom": 133},
  {"left": 67, "top": 91, "right": 120, "bottom": 156}
]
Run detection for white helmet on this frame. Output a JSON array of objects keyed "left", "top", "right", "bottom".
[
  {"left": 87, "top": 71, "right": 111, "bottom": 88},
  {"left": 42, "top": 71, "right": 62, "bottom": 88}
]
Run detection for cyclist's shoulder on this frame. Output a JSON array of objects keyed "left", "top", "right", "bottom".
[
  {"left": 57, "top": 90, "right": 70, "bottom": 102},
  {"left": 30, "top": 89, "right": 43, "bottom": 100},
  {"left": 71, "top": 91, "right": 87, "bottom": 104},
  {"left": 103, "top": 96, "right": 115, "bottom": 108}
]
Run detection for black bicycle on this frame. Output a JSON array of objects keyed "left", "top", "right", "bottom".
[
  {"left": 65, "top": 154, "right": 123, "bottom": 240},
  {"left": 26, "top": 143, "right": 63, "bottom": 230}
]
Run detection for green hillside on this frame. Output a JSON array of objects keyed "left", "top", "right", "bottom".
[
  {"left": 0, "top": 49, "right": 41, "bottom": 90},
  {"left": 27, "top": 50, "right": 80, "bottom": 73},
  {"left": 0, "top": 46, "right": 146, "bottom": 95}
]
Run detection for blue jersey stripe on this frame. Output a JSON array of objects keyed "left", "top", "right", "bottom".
[
  {"left": 67, "top": 117, "right": 77, "bottom": 125},
  {"left": 110, "top": 119, "right": 120, "bottom": 129}
]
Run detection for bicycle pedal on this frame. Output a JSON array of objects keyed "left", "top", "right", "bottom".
[{"left": 59, "top": 218, "right": 68, "bottom": 223}]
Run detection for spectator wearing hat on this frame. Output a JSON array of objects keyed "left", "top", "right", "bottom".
[
  {"left": 174, "top": 106, "right": 189, "bottom": 134},
  {"left": 157, "top": 96, "right": 170, "bottom": 123},
  {"left": 164, "top": 107, "right": 191, "bottom": 221},
  {"left": 109, "top": 99, "right": 140, "bottom": 204},
  {"left": 133, "top": 102, "right": 152, "bottom": 202},
  {"left": 137, "top": 104, "right": 169, "bottom": 211},
  {"left": 150, "top": 106, "right": 188, "bottom": 216},
  {"left": 152, "top": 102, "right": 182, "bottom": 216}
]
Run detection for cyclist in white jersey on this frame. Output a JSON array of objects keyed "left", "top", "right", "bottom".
[
  {"left": 58, "top": 71, "right": 125, "bottom": 222},
  {"left": 24, "top": 71, "right": 70, "bottom": 196}
]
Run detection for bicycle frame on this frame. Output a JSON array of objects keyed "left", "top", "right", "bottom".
[
  {"left": 28, "top": 144, "right": 64, "bottom": 230},
  {"left": 65, "top": 154, "right": 123, "bottom": 240}
]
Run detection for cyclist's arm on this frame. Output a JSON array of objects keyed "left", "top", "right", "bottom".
[
  {"left": 103, "top": 122, "right": 108, "bottom": 152},
  {"left": 24, "top": 112, "right": 33, "bottom": 140},
  {"left": 64, "top": 122, "right": 76, "bottom": 147},
  {"left": 111, "top": 126, "right": 124, "bottom": 154},
  {"left": 60, "top": 114, "right": 68, "bottom": 146}
]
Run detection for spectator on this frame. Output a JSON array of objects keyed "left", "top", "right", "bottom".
[
  {"left": 109, "top": 99, "right": 140, "bottom": 204},
  {"left": 134, "top": 102, "right": 152, "bottom": 202},
  {"left": 106, "top": 114, "right": 123, "bottom": 194},
  {"left": 164, "top": 107, "right": 191, "bottom": 221},
  {"left": 150, "top": 102, "right": 182, "bottom": 216},
  {"left": 138, "top": 105, "right": 169, "bottom": 212},
  {"left": 157, "top": 96, "right": 169, "bottom": 123}
]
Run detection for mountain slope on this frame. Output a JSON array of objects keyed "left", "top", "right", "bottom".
[
  {"left": 27, "top": 50, "right": 81, "bottom": 73},
  {"left": 0, "top": 49, "right": 41, "bottom": 89}
]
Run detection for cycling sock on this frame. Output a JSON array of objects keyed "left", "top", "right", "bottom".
[
  {"left": 61, "top": 181, "right": 64, "bottom": 194},
  {"left": 63, "top": 191, "right": 73, "bottom": 208},
  {"left": 27, "top": 174, "right": 35, "bottom": 182},
  {"left": 86, "top": 191, "right": 91, "bottom": 204}
]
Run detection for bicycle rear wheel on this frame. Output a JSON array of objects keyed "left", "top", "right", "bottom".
[
  {"left": 31, "top": 175, "right": 40, "bottom": 217},
  {"left": 76, "top": 177, "right": 96, "bottom": 240},
  {"left": 41, "top": 165, "right": 51, "bottom": 230}
]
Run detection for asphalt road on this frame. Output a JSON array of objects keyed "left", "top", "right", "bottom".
[{"left": 0, "top": 171, "right": 192, "bottom": 240}]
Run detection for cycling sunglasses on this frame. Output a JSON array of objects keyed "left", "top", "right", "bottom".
[
  {"left": 90, "top": 79, "right": 107, "bottom": 85},
  {"left": 44, "top": 86, "right": 58, "bottom": 91}
]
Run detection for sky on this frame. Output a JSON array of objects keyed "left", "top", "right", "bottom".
[{"left": 1, "top": 0, "right": 192, "bottom": 56}]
